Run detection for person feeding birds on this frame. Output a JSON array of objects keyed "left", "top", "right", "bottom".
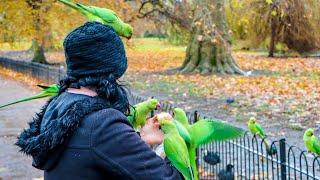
[{"left": 15, "top": 22, "right": 182, "bottom": 180}]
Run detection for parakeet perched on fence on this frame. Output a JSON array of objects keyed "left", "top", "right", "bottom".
[
  {"left": 303, "top": 128, "right": 320, "bottom": 155},
  {"left": 157, "top": 113, "right": 194, "bottom": 180},
  {"left": 127, "top": 98, "right": 161, "bottom": 129},
  {"left": 248, "top": 117, "right": 266, "bottom": 139},
  {"left": 58, "top": 0, "right": 133, "bottom": 39},
  {"left": 173, "top": 108, "right": 244, "bottom": 180},
  {"left": 248, "top": 117, "right": 277, "bottom": 156},
  {"left": 0, "top": 84, "right": 59, "bottom": 109}
]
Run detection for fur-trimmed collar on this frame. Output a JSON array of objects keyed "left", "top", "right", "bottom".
[{"left": 15, "top": 93, "right": 111, "bottom": 169}]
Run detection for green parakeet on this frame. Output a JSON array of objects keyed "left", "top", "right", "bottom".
[
  {"left": 303, "top": 128, "right": 320, "bottom": 155},
  {"left": 173, "top": 120, "right": 192, "bottom": 144},
  {"left": 0, "top": 84, "right": 59, "bottom": 109},
  {"left": 248, "top": 117, "right": 266, "bottom": 139},
  {"left": 173, "top": 108, "right": 244, "bottom": 180},
  {"left": 58, "top": 0, "right": 133, "bottom": 39},
  {"left": 247, "top": 117, "right": 277, "bottom": 156},
  {"left": 127, "top": 98, "right": 161, "bottom": 129},
  {"left": 157, "top": 114, "right": 194, "bottom": 180}
]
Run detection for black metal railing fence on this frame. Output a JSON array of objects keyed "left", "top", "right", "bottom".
[{"left": 1, "top": 57, "right": 320, "bottom": 180}]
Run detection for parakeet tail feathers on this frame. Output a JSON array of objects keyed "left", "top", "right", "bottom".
[
  {"left": 188, "top": 166, "right": 194, "bottom": 180},
  {"left": 58, "top": 0, "right": 88, "bottom": 16},
  {"left": 263, "top": 139, "right": 277, "bottom": 156},
  {"left": 37, "top": 84, "right": 50, "bottom": 89},
  {"left": 0, "top": 93, "right": 49, "bottom": 109},
  {"left": 58, "top": 0, "right": 79, "bottom": 10}
]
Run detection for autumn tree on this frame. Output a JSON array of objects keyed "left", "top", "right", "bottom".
[
  {"left": 26, "top": 0, "right": 53, "bottom": 64},
  {"left": 241, "top": 0, "right": 320, "bottom": 57},
  {"left": 0, "top": 2, "right": 33, "bottom": 45},
  {"left": 139, "top": 0, "right": 246, "bottom": 75},
  {"left": 0, "top": 0, "right": 135, "bottom": 64}
]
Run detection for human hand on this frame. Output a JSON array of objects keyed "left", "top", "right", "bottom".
[{"left": 140, "top": 115, "right": 166, "bottom": 145}]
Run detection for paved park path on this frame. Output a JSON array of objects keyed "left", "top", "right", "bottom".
[{"left": 0, "top": 75, "right": 43, "bottom": 180}]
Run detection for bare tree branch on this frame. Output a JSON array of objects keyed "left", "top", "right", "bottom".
[{"left": 137, "top": 0, "right": 192, "bottom": 30}]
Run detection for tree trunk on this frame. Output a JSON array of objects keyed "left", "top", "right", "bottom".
[
  {"left": 179, "top": 0, "right": 245, "bottom": 75},
  {"left": 268, "top": 15, "right": 277, "bottom": 57},
  {"left": 32, "top": 15, "right": 47, "bottom": 64},
  {"left": 27, "top": 0, "right": 48, "bottom": 64},
  {"left": 32, "top": 39, "right": 47, "bottom": 64}
]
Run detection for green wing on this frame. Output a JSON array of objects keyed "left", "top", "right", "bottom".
[
  {"left": 81, "top": 6, "right": 117, "bottom": 23},
  {"left": 312, "top": 137, "right": 320, "bottom": 155},
  {"left": 190, "top": 118, "right": 244, "bottom": 147},
  {"left": 174, "top": 120, "right": 192, "bottom": 144},
  {"left": 127, "top": 106, "right": 135, "bottom": 125},
  {"left": 164, "top": 136, "right": 193, "bottom": 180},
  {"left": 256, "top": 123, "right": 266, "bottom": 139}
]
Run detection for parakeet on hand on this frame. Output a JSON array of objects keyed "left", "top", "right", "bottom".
[
  {"left": 157, "top": 113, "right": 194, "bottom": 180},
  {"left": 0, "top": 84, "right": 59, "bottom": 109},
  {"left": 247, "top": 117, "right": 277, "bottom": 156},
  {"left": 127, "top": 98, "right": 161, "bottom": 129},
  {"left": 173, "top": 108, "right": 244, "bottom": 180},
  {"left": 58, "top": 0, "right": 133, "bottom": 39},
  {"left": 303, "top": 128, "right": 320, "bottom": 155},
  {"left": 218, "top": 164, "right": 235, "bottom": 180}
]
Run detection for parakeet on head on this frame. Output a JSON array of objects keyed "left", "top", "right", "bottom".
[
  {"left": 0, "top": 84, "right": 59, "bottom": 109},
  {"left": 58, "top": 0, "right": 133, "bottom": 39},
  {"left": 157, "top": 113, "right": 194, "bottom": 180},
  {"left": 304, "top": 128, "right": 320, "bottom": 155},
  {"left": 127, "top": 98, "right": 161, "bottom": 129}
]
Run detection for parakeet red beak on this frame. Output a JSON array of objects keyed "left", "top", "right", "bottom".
[{"left": 155, "top": 103, "right": 161, "bottom": 110}]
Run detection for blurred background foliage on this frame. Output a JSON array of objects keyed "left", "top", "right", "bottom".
[{"left": 0, "top": 0, "right": 319, "bottom": 55}]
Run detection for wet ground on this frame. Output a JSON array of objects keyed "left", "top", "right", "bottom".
[{"left": 0, "top": 75, "right": 44, "bottom": 180}]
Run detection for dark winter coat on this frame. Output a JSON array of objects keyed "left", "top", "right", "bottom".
[{"left": 16, "top": 92, "right": 182, "bottom": 180}]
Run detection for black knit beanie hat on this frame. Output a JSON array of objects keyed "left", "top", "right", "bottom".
[{"left": 63, "top": 22, "right": 128, "bottom": 79}]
